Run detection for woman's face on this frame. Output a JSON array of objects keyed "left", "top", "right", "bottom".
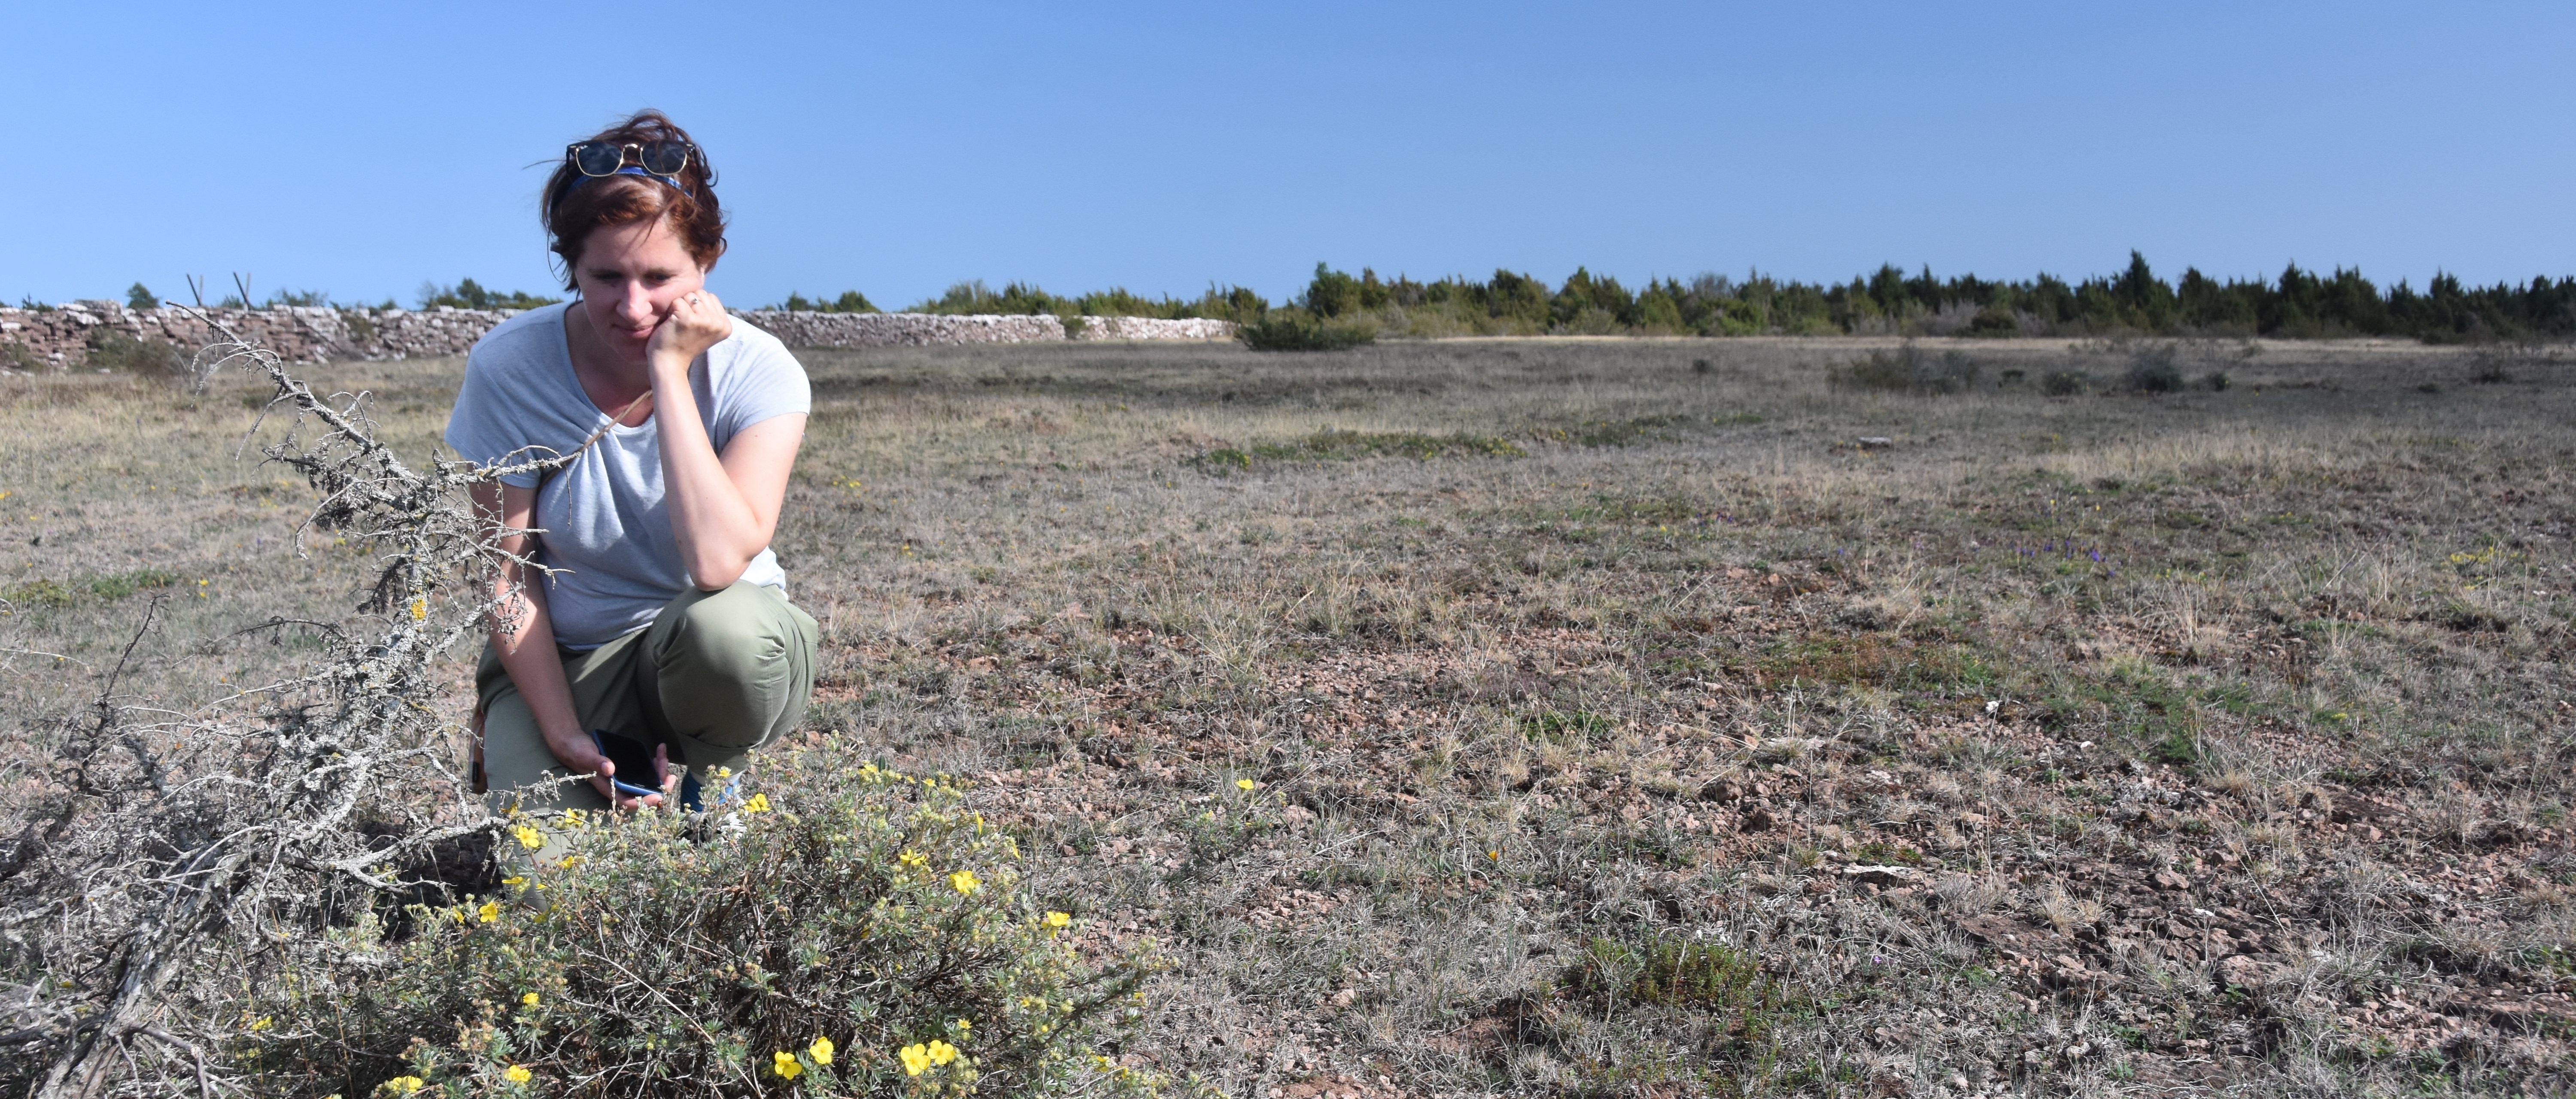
[{"left": 571, "top": 216, "right": 707, "bottom": 363}]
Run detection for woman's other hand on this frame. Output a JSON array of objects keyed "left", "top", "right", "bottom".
[
  {"left": 539, "top": 725, "right": 669, "bottom": 810},
  {"left": 647, "top": 288, "right": 734, "bottom": 370}
]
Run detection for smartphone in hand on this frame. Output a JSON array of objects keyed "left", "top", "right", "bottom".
[{"left": 589, "top": 728, "right": 664, "bottom": 801}]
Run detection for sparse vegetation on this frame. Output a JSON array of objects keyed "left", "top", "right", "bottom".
[
  {"left": 6, "top": 335, "right": 2576, "bottom": 1096},
  {"left": 246, "top": 747, "right": 1169, "bottom": 1099}
]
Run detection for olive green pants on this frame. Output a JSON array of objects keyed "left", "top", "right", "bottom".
[{"left": 476, "top": 580, "right": 819, "bottom": 817}]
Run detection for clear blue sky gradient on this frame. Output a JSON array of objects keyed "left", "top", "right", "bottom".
[{"left": 6, "top": 1, "right": 2570, "bottom": 310}]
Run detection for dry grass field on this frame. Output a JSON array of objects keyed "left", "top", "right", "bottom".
[{"left": 5, "top": 334, "right": 2573, "bottom": 1096}]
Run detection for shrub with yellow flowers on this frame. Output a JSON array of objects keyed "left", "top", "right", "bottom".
[{"left": 236, "top": 735, "right": 1173, "bottom": 1098}]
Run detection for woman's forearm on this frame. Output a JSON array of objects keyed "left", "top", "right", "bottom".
[
  {"left": 649, "top": 358, "right": 773, "bottom": 589},
  {"left": 492, "top": 561, "right": 585, "bottom": 745}
]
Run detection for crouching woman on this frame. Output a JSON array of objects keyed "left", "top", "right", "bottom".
[{"left": 445, "top": 111, "right": 816, "bottom": 825}]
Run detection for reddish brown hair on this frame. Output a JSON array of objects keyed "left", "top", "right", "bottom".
[{"left": 541, "top": 110, "right": 726, "bottom": 289}]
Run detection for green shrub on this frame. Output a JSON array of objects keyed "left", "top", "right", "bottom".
[
  {"left": 1190, "top": 285, "right": 1270, "bottom": 325},
  {"left": 127, "top": 282, "right": 160, "bottom": 309},
  {"left": 910, "top": 280, "right": 1066, "bottom": 316},
  {"left": 2204, "top": 370, "right": 2232, "bottom": 391},
  {"left": 2042, "top": 370, "right": 2087, "bottom": 396},
  {"left": 1301, "top": 263, "right": 1367, "bottom": 318},
  {"left": 241, "top": 744, "right": 1172, "bottom": 1099},
  {"left": 1236, "top": 312, "right": 1376, "bottom": 352},
  {"left": 1709, "top": 298, "right": 1766, "bottom": 336}
]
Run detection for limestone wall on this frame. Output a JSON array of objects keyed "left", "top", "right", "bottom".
[
  {"left": 0, "top": 301, "right": 528, "bottom": 368},
  {"left": 0, "top": 300, "right": 1234, "bottom": 370},
  {"left": 735, "top": 311, "right": 1068, "bottom": 348},
  {"left": 1069, "top": 316, "right": 1236, "bottom": 342},
  {"left": 734, "top": 310, "right": 1233, "bottom": 347}
]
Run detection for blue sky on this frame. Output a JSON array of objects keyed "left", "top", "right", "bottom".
[{"left": 6, "top": 1, "right": 2570, "bottom": 309}]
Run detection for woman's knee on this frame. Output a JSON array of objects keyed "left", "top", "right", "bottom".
[{"left": 651, "top": 582, "right": 812, "bottom": 675}]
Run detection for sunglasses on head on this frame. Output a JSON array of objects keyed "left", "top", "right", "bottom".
[{"left": 567, "top": 140, "right": 694, "bottom": 179}]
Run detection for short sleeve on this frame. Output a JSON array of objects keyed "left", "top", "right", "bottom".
[
  {"left": 711, "top": 329, "right": 811, "bottom": 443},
  {"left": 444, "top": 343, "right": 546, "bottom": 488}
]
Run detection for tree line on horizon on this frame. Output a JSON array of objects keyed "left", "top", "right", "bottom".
[
  {"left": 61, "top": 254, "right": 2574, "bottom": 343},
  {"left": 781, "top": 253, "right": 2576, "bottom": 343}
]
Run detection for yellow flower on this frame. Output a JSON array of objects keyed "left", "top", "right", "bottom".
[
  {"left": 1044, "top": 911, "right": 1071, "bottom": 929},
  {"left": 899, "top": 850, "right": 928, "bottom": 868},
  {"left": 955, "top": 1018, "right": 971, "bottom": 1032},
  {"left": 1236, "top": 778, "right": 1256, "bottom": 790},
  {"left": 513, "top": 825, "right": 544, "bottom": 850},
  {"left": 410, "top": 597, "right": 426, "bottom": 621},
  {"left": 772, "top": 1050, "right": 802, "bottom": 1079},
  {"left": 808, "top": 1035, "right": 834, "bottom": 1065},
  {"left": 743, "top": 793, "right": 772, "bottom": 813},
  {"left": 501, "top": 875, "right": 526, "bottom": 887},
  {"left": 949, "top": 870, "right": 980, "bottom": 895},
  {"left": 247, "top": 1015, "right": 273, "bottom": 1032},
  {"left": 380, "top": 1078, "right": 425, "bottom": 1096},
  {"left": 477, "top": 900, "right": 500, "bottom": 923},
  {"left": 502, "top": 1065, "right": 532, "bottom": 1084},
  {"left": 901, "top": 1043, "right": 932, "bottom": 1076},
  {"left": 927, "top": 1039, "right": 959, "bottom": 1066},
  {"left": 562, "top": 809, "right": 586, "bottom": 828},
  {"left": 522, "top": 992, "right": 540, "bottom": 1007}
]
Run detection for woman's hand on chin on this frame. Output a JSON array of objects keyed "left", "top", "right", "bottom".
[{"left": 646, "top": 288, "right": 733, "bottom": 371}]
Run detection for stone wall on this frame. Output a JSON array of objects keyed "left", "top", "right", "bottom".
[
  {"left": 735, "top": 310, "right": 1233, "bottom": 347},
  {"left": 0, "top": 300, "right": 1234, "bottom": 370},
  {"left": 735, "top": 311, "right": 1066, "bottom": 348},
  {"left": 0, "top": 301, "right": 530, "bottom": 368},
  {"left": 1069, "top": 316, "right": 1235, "bottom": 342}
]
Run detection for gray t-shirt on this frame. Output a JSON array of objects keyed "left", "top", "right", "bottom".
[{"left": 444, "top": 303, "right": 809, "bottom": 649}]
